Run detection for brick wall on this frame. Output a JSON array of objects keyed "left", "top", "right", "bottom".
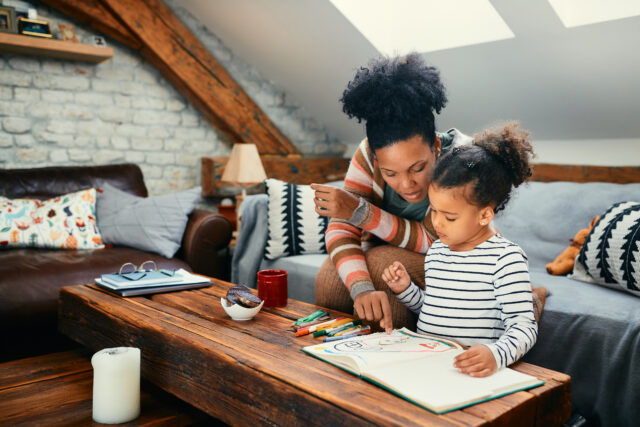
[{"left": 0, "top": 0, "right": 344, "bottom": 195}]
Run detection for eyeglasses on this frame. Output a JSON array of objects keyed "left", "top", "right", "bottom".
[{"left": 117, "top": 261, "right": 175, "bottom": 281}]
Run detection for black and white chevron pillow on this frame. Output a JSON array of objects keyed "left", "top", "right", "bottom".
[
  {"left": 575, "top": 201, "right": 640, "bottom": 297},
  {"left": 264, "top": 179, "right": 329, "bottom": 260}
]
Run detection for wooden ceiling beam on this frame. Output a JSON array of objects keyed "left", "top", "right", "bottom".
[{"left": 40, "top": 0, "right": 141, "bottom": 49}]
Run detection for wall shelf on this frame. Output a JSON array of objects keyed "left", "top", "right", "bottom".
[{"left": 0, "top": 32, "right": 113, "bottom": 63}]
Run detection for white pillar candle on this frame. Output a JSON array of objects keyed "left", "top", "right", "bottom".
[{"left": 91, "top": 347, "right": 141, "bottom": 424}]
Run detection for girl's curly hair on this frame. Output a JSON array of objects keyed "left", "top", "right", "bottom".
[
  {"left": 340, "top": 53, "right": 447, "bottom": 151},
  {"left": 431, "top": 122, "right": 535, "bottom": 213}
]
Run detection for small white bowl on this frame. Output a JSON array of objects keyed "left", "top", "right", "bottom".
[{"left": 220, "top": 297, "right": 264, "bottom": 321}]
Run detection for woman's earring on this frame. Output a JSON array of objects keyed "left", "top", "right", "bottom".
[{"left": 480, "top": 221, "right": 486, "bottom": 226}]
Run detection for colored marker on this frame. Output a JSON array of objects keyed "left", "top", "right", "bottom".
[
  {"left": 326, "top": 320, "right": 363, "bottom": 337},
  {"left": 295, "top": 317, "right": 347, "bottom": 337},
  {"left": 292, "top": 314, "right": 330, "bottom": 330},
  {"left": 294, "top": 309, "right": 326, "bottom": 325},
  {"left": 323, "top": 326, "right": 371, "bottom": 342},
  {"left": 312, "top": 318, "right": 355, "bottom": 337}
]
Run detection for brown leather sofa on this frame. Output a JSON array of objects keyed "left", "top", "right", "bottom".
[{"left": 0, "top": 164, "right": 233, "bottom": 362}]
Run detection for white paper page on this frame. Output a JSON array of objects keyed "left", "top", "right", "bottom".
[{"left": 365, "top": 350, "right": 542, "bottom": 413}]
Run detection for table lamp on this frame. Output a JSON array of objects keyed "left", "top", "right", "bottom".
[{"left": 220, "top": 143, "right": 267, "bottom": 218}]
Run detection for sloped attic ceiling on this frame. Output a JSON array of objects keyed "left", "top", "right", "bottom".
[{"left": 180, "top": 0, "right": 640, "bottom": 155}]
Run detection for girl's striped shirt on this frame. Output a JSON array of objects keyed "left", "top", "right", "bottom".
[{"left": 395, "top": 235, "right": 538, "bottom": 368}]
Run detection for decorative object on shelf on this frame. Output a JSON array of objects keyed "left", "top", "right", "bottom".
[
  {"left": 2, "top": 0, "right": 34, "bottom": 21},
  {"left": 220, "top": 143, "right": 267, "bottom": 223},
  {"left": 91, "top": 35, "right": 107, "bottom": 47},
  {"left": 58, "top": 23, "right": 78, "bottom": 42},
  {"left": 0, "top": 6, "right": 16, "bottom": 33},
  {"left": 18, "top": 17, "right": 52, "bottom": 38}
]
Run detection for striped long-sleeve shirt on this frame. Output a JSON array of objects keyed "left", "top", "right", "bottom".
[
  {"left": 326, "top": 130, "right": 471, "bottom": 299},
  {"left": 395, "top": 235, "right": 538, "bottom": 368}
]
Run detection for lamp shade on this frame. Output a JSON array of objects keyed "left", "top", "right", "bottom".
[{"left": 220, "top": 143, "right": 267, "bottom": 187}]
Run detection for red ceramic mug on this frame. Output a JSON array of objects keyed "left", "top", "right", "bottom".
[{"left": 257, "top": 269, "right": 288, "bottom": 307}]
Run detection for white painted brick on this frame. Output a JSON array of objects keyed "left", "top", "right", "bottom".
[
  {"left": 36, "top": 132, "right": 74, "bottom": 146},
  {"left": 111, "top": 50, "right": 141, "bottom": 67},
  {"left": 34, "top": 74, "right": 90, "bottom": 90},
  {"left": 140, "top": 164, "right": 163, "bottom": 178},
  {"left": 68, "top": 149, "right": 91, "bottom": 161},
  {"left": 40, "top": 89, "right": 74, "bottom": 103},
  {"left": 2, "top": 117, "right": 32, "bottom": 134},
  {"left": 64, "top": 63, "right": 94, "bottom": 77},
  {"left": 96, "top": 68, "right": 135, "bottom": 81},
  {"left": 9, "top": 57, "right": 40, "bottom": 73},
  {"left": 166, "top": 99, "right": 185, "bottom": 111},
  {"left": 0, "top": 87, "right": 11, "bottom": 100},
  {"left": 63, "top": 105, "right": 94, "bottom": 120},
  {"left": 133, "top": 110, "right": 180, "bottom": 126},
  {"left": 76, "top": 121, "right": 114, "bottom": 137},
  {"left": 132, "top": 97, "right": 165, "bottom": 110},
  {"left": 148, "top": 127, "right": 171, "bottom": 138},
  {"left": 95, "top": 136, "right": 110, "bottom": 148},
  {"left": 0, "top": 70, "right": 32, "bottom": 87},
  {"left": 0, "top": 133, "right": 13, "bottom": 147},
  {"left": 181, "top": 111, "right": 199, "bottom": 127},
  {"left": 75, "top": 92, "right": 113, "bottom": 105},
  {"left": 14, "top": 88, "right": 40, "bottom": 101},
  {"left": 29, "top": 103, "right": 62, "bottom": 118},
  {"left": 0, "top": 101, "right": 26, "bottom": 116},
  {"left": 165, "top": 139, "right": 185, "bottom": 151},
  {"left": 162, "top": 166, "right": 184, "bottom": 179},
  {"left": 144, "top": 84, "right": 174, "bottom": 99},
  {"left": 15, "top": 134, "right": 35, "bottom": 147},
  {"left": 115, "top": 124, "right": 147, "bottom": 137},
  {"left": 94, "top": 150, "right": 125, "bottom": 163},
  {"left": 134, "top": 68, "right": 158, "bottom": 84},
  {"left": 132, "top": 138, "right": 163, "bottom": 151},
  {"left": 98, "top": 106, "right": 132, "bottom": 123},
  {"left": 111, "top": 136, "right": 130, "bottom": 149},
  {"left": 41, "top": 60, "right": 65, "bottom": 74},
  {"left": 114, "top": 94, "right": 131, "bottom": 107},
  {"left": 50, "top": 149, "right": 69, "bottom": 163},
  {"left": 16, "top": 148, "right": 48, "bottom": 162},
  {"left": 73, "top": 136, "right": 93, "bottom": 148},
  {"left": 91, "top": 80, "right": 122, "bottom": 93},
  {"left": 126, "top": 151, "right": 145, "bottom": 163},
  {"left": 146, "top": 152, "right": 174, "bottom": 164},
  {"left": 175, "top": 127, "right": 205, "bottom": 140},
  {"left": 47, "top": 120, "right": 76, "bottom": 134},
  {"left": 176, "top": 153, "right": 198, "bottom": 166}
]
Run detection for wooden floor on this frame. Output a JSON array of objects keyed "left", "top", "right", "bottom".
[
  {"left": 0, "top": 349, "right": 212, "bottom": 426},
  {"left": 57, "top": 279, "right": 571, "bottom": 426}
]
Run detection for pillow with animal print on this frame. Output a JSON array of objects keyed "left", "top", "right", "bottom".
[
  {"left": 0, "top": 188, "right": 104, "bottom": 250},
  {"left": 572, "top": 201, "right": 640, "bottom": 297}
]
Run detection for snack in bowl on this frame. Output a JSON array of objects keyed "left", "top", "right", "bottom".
[{"left": 221, "top": 285, "right": 264, "bottom": 321}]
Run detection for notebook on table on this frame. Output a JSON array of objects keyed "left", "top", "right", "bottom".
[
  {"left": 95, "top": 269, "right": 212, "bottom": 297},
  {"left": 302, "top": 328, "right": 544, "bottom": 414}
]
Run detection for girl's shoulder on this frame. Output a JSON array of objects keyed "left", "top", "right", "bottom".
[{"left": 488, "top": 235, "right": 528, "bottom": 261}]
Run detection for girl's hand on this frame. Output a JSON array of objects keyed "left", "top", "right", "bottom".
[
  {"left": 382, "top": 261, "right": 410, "bottom": 294},
  {"left": 353, "top": 290, "right": 393, "bottom": 334},
  {"left": 453, "top": 345, "right": 498, "bottom": 377},
  {"left": 310, "top": 184, "right": 360, "bottom": 220}
]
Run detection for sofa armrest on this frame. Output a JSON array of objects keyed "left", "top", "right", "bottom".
[{"left": 180, "top": 209, "right": 233, "bottom": 279}]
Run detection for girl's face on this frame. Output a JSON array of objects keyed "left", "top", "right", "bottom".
[
  {"left": 374, "top": 135, "right": 440, "bottom": 203},
  {"left": 428, "top": 183, "right": 494, "bottom": 251}
]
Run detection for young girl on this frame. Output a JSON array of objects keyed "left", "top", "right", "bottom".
[{"left": 382, "top": 123, "right": 537, "bottom": 378}]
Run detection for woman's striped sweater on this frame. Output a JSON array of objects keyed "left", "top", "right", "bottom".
[{"left": 325, "top": 137, "right": 441, "bottom": 299}]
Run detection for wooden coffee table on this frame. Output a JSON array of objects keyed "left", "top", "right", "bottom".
[{"left": 58, "top": 278, "right": 571, "bottom": 426}]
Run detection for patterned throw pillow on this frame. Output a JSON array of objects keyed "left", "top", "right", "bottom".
[
  {"left": 573, "top": 201, "right": 640, "bottom": 297},
  {"left": 264, "top": 178, "right": 329, "bottom": 260},
  {"left": 0, "top": 188, "right": 104, "bottom": 250}
]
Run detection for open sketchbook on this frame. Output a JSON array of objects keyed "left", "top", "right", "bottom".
[{"left": 302, "top": 328, "right": 544, "bottom": 414}]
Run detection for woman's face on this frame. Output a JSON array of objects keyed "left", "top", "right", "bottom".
[{"left": 374, "top": 135, "right": 440, "bottom": 203}]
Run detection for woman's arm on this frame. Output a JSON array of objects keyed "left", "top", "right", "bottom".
[{"left": 349, "top": 200, "right": 435, "bottom": 253}]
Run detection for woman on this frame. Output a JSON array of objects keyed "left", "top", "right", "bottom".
[{"left": 312, "top": 53, "right": 545, "bottom": 332}]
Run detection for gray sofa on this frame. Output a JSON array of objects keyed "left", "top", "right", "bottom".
[{"left": 233, "top": 180, "right": 640, "bottom": 426}]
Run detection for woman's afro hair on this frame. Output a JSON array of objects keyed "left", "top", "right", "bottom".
[{"left": 340, "top": 53, "right": 447, "bottom": 150}]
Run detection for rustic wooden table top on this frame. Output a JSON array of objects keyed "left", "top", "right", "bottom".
[
  {"left": 0, "top": 349, "right": 210, "bottom": 426},
  {"left": 58, "top": 278, "right": 571, "bottom": 427}
]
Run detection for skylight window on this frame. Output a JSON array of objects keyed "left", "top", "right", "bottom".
[
  {"left": 548, "top": 0, "right": 640, "bottom": 28},
  {"left": 329, "top": 0, "right": 514, "bottom": 55}
]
